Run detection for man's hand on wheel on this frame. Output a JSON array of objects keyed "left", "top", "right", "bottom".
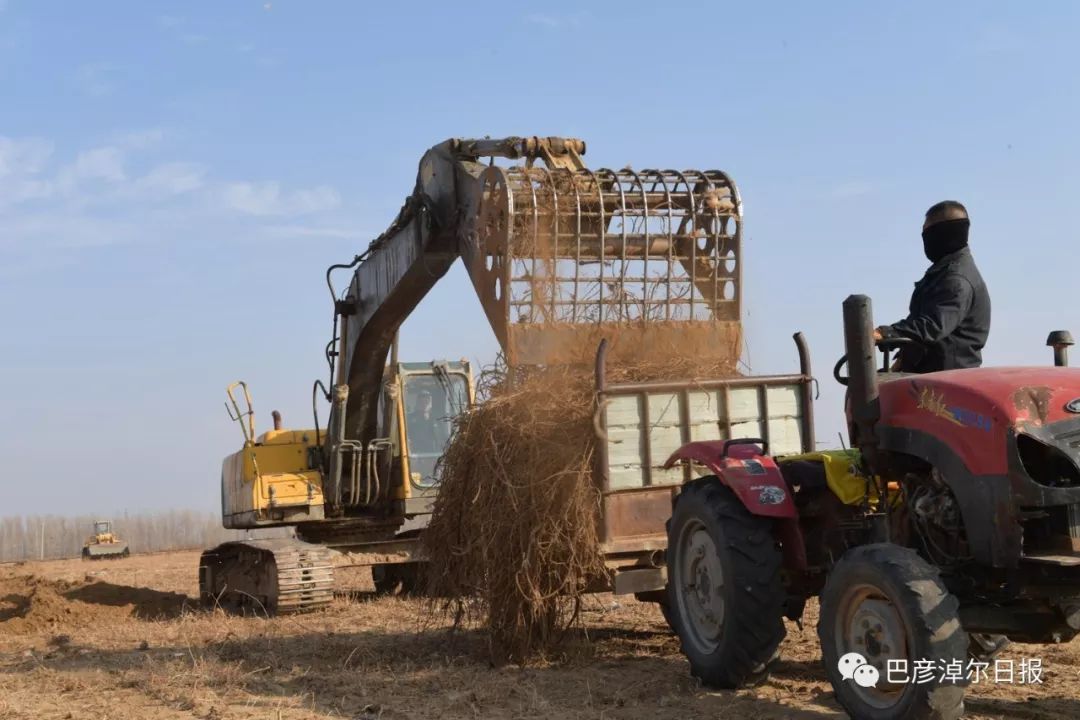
[
  {"left": 874, "top": 325, "right": 900, "bottom": 343},
  {"left": 873, "top": 326, "right": 906, "bottom": 372}
]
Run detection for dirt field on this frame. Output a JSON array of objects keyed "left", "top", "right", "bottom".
[{"left": 1, "top": 552, "right": 1079, "bottom": 719}]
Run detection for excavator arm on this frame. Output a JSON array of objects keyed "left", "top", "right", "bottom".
[
  {"left": 322, "top": 136, "right": 743, "bottom": 515},
  {"left": 337, "top": 138, "right": 589, "bottom": 439}
]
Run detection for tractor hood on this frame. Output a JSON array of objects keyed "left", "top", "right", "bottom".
[{"left": 879, "top": 366, "right": 1080, "bottom": 476}]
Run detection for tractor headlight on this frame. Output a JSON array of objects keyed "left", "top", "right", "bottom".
[{"left": 1017, "top": 433, "right": 1080, "bottom": 488}]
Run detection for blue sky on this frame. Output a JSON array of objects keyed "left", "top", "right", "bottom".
[{"left": 1, "top": 1, "right": 1078, "bottom": 515}]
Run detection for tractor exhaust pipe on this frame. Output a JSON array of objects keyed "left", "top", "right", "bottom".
[
  {"left": 843, "top": 295, "right": 881, "bottom": 468},
  {"left": 272, "top": 410, "right": 283, "bottom": 430},
  {"left": 1047, "top": 330, "right": 1074, "bottom": 367}
]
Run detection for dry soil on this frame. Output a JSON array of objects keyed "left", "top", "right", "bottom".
[{"left": 1, "top": 551, "right": 1078, "bottom": 719}]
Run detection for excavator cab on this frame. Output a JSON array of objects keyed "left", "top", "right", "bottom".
[{"left": 396, "top": 362, "right": 471, "bottom": 494}]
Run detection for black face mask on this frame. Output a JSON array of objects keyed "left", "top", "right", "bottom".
[{"left": 922, "top": 218, "right": 970, "bottom": 263}]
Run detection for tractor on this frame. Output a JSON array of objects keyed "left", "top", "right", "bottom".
[{"left": 662, "top": 294, "right": 1080, "bottom": 720}]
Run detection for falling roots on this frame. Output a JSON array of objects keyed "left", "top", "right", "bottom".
[{"left": 421, "top": 354, "right": 736, "bottom": 663}]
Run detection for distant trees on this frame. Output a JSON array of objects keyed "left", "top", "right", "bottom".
[{"left": 0, "top": 511, "right": 290, "bottom": 562}]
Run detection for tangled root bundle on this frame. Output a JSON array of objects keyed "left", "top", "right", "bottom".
[{"left": 422, "top": 354, "right": 738, "bottom": 662}]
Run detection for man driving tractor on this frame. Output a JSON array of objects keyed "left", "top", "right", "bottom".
[
  {"left": 869, "top": 199, "right": 1007, "bottom": 660},
  {"left": 874, "top": 200, "right": 991, "bottom": 373}
]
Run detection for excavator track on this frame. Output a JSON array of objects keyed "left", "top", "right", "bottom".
[{"left": 199, "top": 538, "right": 334, "bottom": 616}]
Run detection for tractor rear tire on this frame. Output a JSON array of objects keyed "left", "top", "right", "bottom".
[
  {"left": 665, "top": 477, "right": 786, "bottom": 688},
  {"left": 818, "top": 543, "right": 969, "bottom": 720}
]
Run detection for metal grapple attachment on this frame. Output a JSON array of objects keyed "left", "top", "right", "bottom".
[{"left": 459, "top": 141, "right": 742, "bottom": 367}]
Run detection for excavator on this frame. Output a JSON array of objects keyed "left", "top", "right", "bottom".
[{"left": 199, "top": 136, "right": 743, "bottom": 614}]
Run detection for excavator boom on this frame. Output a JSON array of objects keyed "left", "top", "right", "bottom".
[{"left": 327, "top": 136, "right": 743, "bottom": 514}]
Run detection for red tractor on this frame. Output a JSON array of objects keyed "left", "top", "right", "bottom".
[{"left": 663, "top": 294, "right": 1080, "bottom": 720}]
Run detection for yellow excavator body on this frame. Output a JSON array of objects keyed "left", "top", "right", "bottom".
[
  {"left": 217, "top": 362, "right": 474, "bottom": 529},
  {"left": 220, "top": 428, "right": 326, "bottom": 529}
]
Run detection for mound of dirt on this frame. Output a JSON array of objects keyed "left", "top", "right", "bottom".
[{"left": 0, "top": 574, "right": 191, "bottom": 634}]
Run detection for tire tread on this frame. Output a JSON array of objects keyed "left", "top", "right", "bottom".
[
  {"left": 666, "top": 477, "right": 787, "bottom": 688},
  {"left": 818, "top": 543, "right": 968, "bottom": 720}
]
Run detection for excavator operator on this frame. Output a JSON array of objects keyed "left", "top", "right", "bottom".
[
  {"left": 406, "top": 390, "right": 448, "bottom": 454},
  {"left": 873, "top": 200, "right": 991, "bottom": 373}
]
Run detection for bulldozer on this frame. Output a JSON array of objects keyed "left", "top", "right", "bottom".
[
  {"left": 200, "top": 135, "right": 749, "bottom": 615},
  {"left": 82, "top": 520, "right": 130, "bottom": 560},
  {"left": 661, "top": 295, "right": 1080, "bottom": 720}
]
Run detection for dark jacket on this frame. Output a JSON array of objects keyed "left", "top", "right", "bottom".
[
  {"left": 889, "top": 246, "right": 990, "bottom": 373},
  {"left": 406, "top": 411, "right": 448, "bottom": 454}
]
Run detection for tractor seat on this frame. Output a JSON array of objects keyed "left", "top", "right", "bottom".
[{"left": 779, "top": 459, "right": 829, "bottom": 492}]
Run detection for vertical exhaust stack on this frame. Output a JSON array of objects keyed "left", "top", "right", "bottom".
[
  {"left": 1047, "top": 330, "right": 1074, "bottom": 367},
  {"left": 272, "top": 410, "right": 283, "bottom": 431},
  {"left": 843, "top": 294, "right": 880, "bottom": 468}
]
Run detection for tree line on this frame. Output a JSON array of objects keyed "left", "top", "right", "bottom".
[{"left": 0, "top": 510, "right": 290, "bottom": 562}]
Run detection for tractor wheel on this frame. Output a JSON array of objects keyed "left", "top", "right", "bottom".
[
  {"left": 665, "top": 478, "right": 786, "bottom": 688},
  {"left": 818, "top": 544, "right": 969, "bottom": 720}
]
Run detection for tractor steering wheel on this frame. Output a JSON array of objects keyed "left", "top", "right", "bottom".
[{"left": 833, "top": 336, "right": 916, "bottom": 386}]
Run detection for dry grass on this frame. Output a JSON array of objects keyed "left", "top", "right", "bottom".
[
  {"left": 420, "top": 354, "right": 731, "bottom": 663},
  {"left": 420, "top": 365, "right": 606, "bottom": 663}
]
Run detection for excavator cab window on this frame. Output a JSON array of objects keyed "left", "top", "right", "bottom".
[
  {"left": 94, "top": 521, "right": 111, "bottom": 536},
  {"left": 403, "top": 372, "right": 468, "bottom": 488}
]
